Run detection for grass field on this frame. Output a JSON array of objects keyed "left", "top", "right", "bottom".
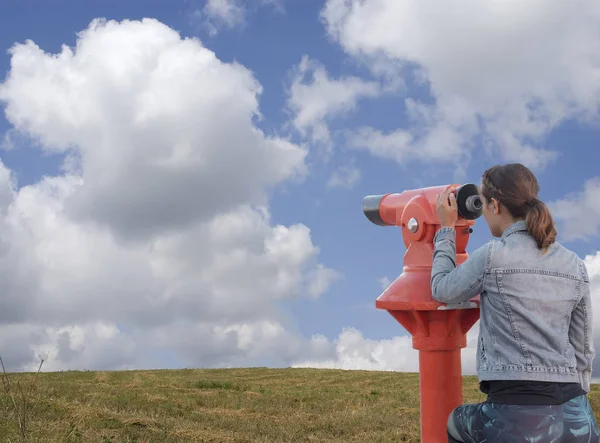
[{"left": 1, "top": 367, "right": 599, "bottom": 442}]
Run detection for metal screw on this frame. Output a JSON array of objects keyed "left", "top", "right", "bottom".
[{"left": 407, "top": 217, "right": 419, "bottom": 233}]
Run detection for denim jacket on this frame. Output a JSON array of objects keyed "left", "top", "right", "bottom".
[{"left": 431, "top": 220, "right": 595, "bottom": 393}]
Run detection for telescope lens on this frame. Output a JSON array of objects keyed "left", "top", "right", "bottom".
[
  {"left": 465, "top": 194, "right": 482, "bottom": 212},
  {"left": 362, "top": 195, "right": 390, "bottom": 226}
]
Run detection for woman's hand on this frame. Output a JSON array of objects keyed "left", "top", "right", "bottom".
[{"left": 436, "top": 187, "right": 458, "bottom": 228}]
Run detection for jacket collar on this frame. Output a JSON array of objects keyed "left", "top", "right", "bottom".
[{"left": 501, "top": 220, "right": 528, "bottom": 239}]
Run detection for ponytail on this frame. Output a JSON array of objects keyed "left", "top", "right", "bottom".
[
  {"left": 525, "top": 198, "right": 557, "bottom": 252},
  {"left": 482, "top": 163, "right": 557, "bottom": 252}
]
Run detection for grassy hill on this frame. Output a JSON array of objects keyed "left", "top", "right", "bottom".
[{"left": 1, "top": 367, "right": 599, "bottom": 442}]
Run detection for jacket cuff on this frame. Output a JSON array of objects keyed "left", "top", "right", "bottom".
[
  {"left": 580, "top": 370, "right": 591, "bottom": 393},
  {"left": 434, "top": 227, "right": 456, "bottom": 243}
]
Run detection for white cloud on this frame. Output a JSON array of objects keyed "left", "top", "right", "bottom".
[
  {"left": 307, "top": 264, "right": 342, "bottom": 297},
  {"left": 327, "top": 163, "right": 361, "bottom": 189},
  {"left": 0, "top": 18, "right": 337, "bottom": 371},
  {"left": 1, "top": 18, "right": 307, "bottom": 240},
  {"left": 347, "top": 113, "right": 464, "bottom": 164},
  {"left": 320, "top": 0, "right": 600, "bottom": 170},
  {"left": 550, "top": 178, "right": 600, "bottom": 241},
  {"left": 585, "top": 252, "right": 600, "bottom": 378},
  {"left": 378, "top": 276, "right": 391, "bottom": 290},
  {"left": 287, "top": 55, "right": 382, "bottom": 148},
  {"left": 204, "top": 0, "right": 245, "bottom": 27},
  {"left": 191, "top": 0, "right": 284, "bottom": 36},
  {"left": 293, "top": 325, "right": 479, "bottom": 375},
  {"left": 197, "top": 0, "right": 246, "bottom": 36},
  {"left": 293, "top": 327, "right": 417, "bottom": 371}
]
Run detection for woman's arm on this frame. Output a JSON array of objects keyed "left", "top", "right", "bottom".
[
  {"left": 430, "top": 227, "right": 491, "bottom": 304},
  {"left": 569, "top": 262, "right": 595, "bottom": 393}
]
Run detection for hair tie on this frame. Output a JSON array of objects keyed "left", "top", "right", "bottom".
[{"left": 526, "top": 198, "right": 538, "bottom": 208}]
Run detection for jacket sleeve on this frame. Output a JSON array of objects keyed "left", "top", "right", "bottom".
[
  {"left": 569, "top": 261, "right": 595, "bottom": 393},
  {"left": 430, "top": 227, "right": 490, "bottom": 304}
]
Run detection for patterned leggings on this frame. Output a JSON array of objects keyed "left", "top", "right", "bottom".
[{"left": 447, "top": 395, "right": 600, "bottom": 442}]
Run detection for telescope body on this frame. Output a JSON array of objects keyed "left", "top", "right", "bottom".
[{"left": 363, "top": 184, "right": 481, "bottom": 443}]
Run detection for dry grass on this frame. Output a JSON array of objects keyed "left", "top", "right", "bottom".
[{"left": 1, "top": 367, "right": 599, "bottom": 442}]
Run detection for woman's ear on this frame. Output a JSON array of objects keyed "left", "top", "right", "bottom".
[{"left": 492, "top": 198, "right": 499, "bottom": 215}]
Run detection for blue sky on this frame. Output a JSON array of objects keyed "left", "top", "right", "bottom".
[{"left": 0, "top": 0, "right": 599, "bottom": 372}]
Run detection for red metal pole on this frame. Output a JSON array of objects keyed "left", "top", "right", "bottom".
[
  {"left": 363, "top": 185, "right": 482, "bottom": 442},
  {"left": 418, "top": 349, "right": 463, "bottom": 443}
]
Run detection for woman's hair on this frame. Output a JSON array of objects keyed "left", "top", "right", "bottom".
[{"left": 481, "top": 163, "right": 557, "bottom": 251}]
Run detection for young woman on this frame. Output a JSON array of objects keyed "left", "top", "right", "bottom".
[{"left": 431, "top": 163, "right": 599, "bottom": 442}]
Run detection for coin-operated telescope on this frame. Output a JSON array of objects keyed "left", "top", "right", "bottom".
[{"left": 362, "top": 184, "right": 482, "bottom": 443}]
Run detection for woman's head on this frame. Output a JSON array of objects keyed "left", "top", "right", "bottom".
[{"left": 480, "top": 163, "right": 557, "bottom": 251}]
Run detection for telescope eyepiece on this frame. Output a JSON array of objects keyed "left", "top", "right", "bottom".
[
  {"left": 465, "top": 194, "right": 482, "bottom": 213},
  {"left": 456, "top": 184, "right": 483, "bottom": 220}
]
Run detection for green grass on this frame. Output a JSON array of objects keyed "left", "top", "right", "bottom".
[{"left": 1, "top": 367, "right": 599, "bottom": 442}]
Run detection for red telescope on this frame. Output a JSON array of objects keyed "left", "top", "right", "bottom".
[{"left": 362, "top": 184, "right": 482, "bottom": 443}]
